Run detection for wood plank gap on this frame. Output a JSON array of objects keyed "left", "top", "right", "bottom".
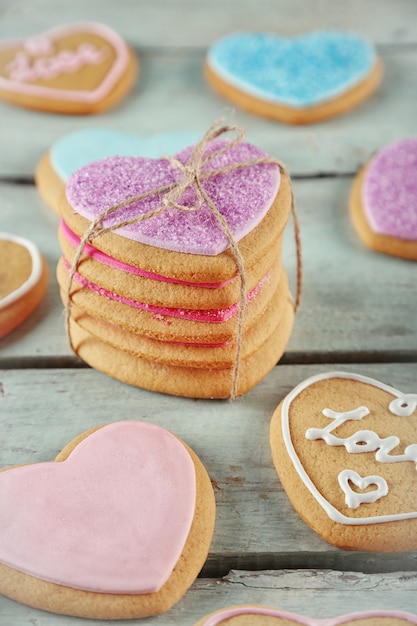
[
  {"left": 0, "top": 357, "right": 87, "bottom": 369},
  {"left": 279, "top": 351, "right": 417, "bottom": 365},
  {"left": 0, "top": 351, "right": 416, "bottom": 370},
  {"left": 0, "top": 171, "right": 355, "bottom": 187},
  {"left": 0, "top": 175, "right": 34, "bottom": 185},
  {"left": 200, "top": 551, "right": 417, "bottom": 579},
  {"left": 132, "top": 43, "right": 417, "bottom": 56}
]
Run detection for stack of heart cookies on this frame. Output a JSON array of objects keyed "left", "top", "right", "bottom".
[{"left": 56, "top": 126, "right": 298, "bottom": 398}]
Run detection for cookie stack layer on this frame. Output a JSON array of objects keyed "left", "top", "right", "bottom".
[{"left": 56, "top": 136, "right": 296, "bottom": 398}]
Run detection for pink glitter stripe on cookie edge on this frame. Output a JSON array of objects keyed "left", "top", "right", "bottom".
[
  {"left": 63, "top": 256, "right": 269, "bottom": 323},
  {"left": 60, "top": 220, "right": 233, "bottom": 288}
]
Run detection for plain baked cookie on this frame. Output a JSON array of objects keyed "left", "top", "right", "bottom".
[
  {"left": 350, "top": 136, "right": 417, "bottom": 261},
  {"left": 0, "top": 421, "right": 215, "bottom": 619},
  {"left": 195, "top": 605, "right": 417, "bottom": 625},
  {"left": 0, "top": 232, "right": 48, "bottom": 338},
  {"left": 270, "top": 371, "right": 417, "bottom": 552},
  {"left": 205, "top": 31, "right": 383, "bottom": 125},
  {"left": 0, "top": 22, "right": 138, "bottom": 114},
  {"left": 35, "top": 128, "right": 199, "bottom": 213}
]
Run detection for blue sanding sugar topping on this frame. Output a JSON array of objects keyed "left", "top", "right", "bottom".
[{"left": 208, "top": 30, "right": 376, "bottom": 108}]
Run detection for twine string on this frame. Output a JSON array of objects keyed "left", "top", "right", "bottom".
[{"left": 65, "top": 120, "right": 302, "bottom": 399}]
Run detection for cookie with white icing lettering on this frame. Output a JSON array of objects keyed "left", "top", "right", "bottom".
[
  {"left": 195, "top": 605, "right": 417, "bottom": 625},
  {"left": 35, "top": 128, "right": 199, "bottom": 213},
  {"left": 205, "top": 31, "right": 383, "bottom": 125},
  {"left": 56, "top": 127, "right": 298, "bottom": 398},
  {"left": 0, "top": 421, "right": 215, "bottom": 619},
  {"left": 0, "top": 22, "right": 138, "bottom": 114},
  {"left": 350, "top": 136, "right": 417, "bottom": 261},
  {"left": 270, "top": 372, "right": 417, "bottom": 552},
  {"left": 0, "top": 232, "right": 48, "bottom": 338}
]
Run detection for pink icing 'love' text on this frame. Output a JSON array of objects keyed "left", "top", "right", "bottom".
[{"left": 5, "top": 41, "right": 107, "bottom": 83}]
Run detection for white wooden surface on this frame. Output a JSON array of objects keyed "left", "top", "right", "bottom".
[{"left": 1, "top": 1, "right": 417, "bottom": 624}]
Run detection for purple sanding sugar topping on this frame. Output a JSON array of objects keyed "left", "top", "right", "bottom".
[
  {"left": 65, "top": 138, "right": 280, "bottom": 255},
  {"left": 362, "top": 136, "right": 417, "bottom": 240}
]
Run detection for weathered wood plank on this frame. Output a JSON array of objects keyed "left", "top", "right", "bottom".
[
  {"left": 1, "top": 363, "right": 416, "bottom": 572},
  {"left": 1, "top": 569, "right": 417, "bottom": 625},
  {"left": 1, "top": 0, "right": 416, "bottom": 46},
  {"left": 1, "top": 178, "right": 416, "bottom": 362},
  {"left": 0, "top": 47, "right": 416, "bottom": 178}
]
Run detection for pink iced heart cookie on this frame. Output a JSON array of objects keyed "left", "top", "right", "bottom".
[
  {"left": 195, "top": 605, "right": 417, "bottom": 625},
  {"left": 0, "top": 421, "right": 215, "bottom": 619},
  {"left": 270, "top": 372, "right": 417, "bottom": 552},
  {"left": 65, "top": 137, "right": 280, "bottom": 256},
  {"left": 0, "top": 22, "right": 138, "bottom": 114},
  {"left": 350, "top": 136, "right": 417, "bottom": 260}
]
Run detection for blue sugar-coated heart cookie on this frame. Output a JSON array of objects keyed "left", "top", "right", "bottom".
[{"left": 206, "top": 31, "right": 382, "bottom": 124}]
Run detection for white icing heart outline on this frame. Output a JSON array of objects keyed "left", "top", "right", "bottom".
[
  {"left": 0, "top": 232, "right": 43, "bottom": 310},
  {"left": 0, "top": 22, "right": 129, "bottom": 103},
  {"left": 280, "top": 371, "right": 417, "bottom": 524},
  {"left": 338, "top": 469, "right": 388, "bottom": 509}
]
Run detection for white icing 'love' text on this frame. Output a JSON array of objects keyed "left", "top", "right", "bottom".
[
  {"left": 389, "top": 394, "right": 417, "bottom": 417},
  {"left": 306, "top": 406, "right": 417, "bottom": 465}
]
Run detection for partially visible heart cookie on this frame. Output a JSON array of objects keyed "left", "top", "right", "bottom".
[
  {"left": 0, "top": 22, "right": 138, "bottom": 114},
  {"left": 270, "top": 372, "right": 417, "bottom": 552},
  {"left": 0, "top": 421, "right": 215, "bottom": 619},
  {"left": 205, "top": 31, "right": 383, "bottom": 124},
  {"left": 350, "top": 136, "right": 417, "bottom": 261},
  {"left": 0, "top": 232, "right": 48, "bottom": 338},
  {"left": 195, "top": 605, "right": 417, "bottom": 625},
  {"left": 35, "top": 128, "right": 200, "bottom": 213}
]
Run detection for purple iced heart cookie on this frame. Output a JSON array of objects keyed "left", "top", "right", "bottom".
[
  {"left": 65, "top": 137, "right": 280, "bottom": 256},
  {"left": 350, "top": 136, "right": 417, "bottom": 260}
]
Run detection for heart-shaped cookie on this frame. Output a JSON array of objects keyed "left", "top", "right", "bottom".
[
  {"left": 206, "top": 31, "right": 383, "bottom": 124},
  {"left": 0, "top": 421, "right": 215, "bottom": 619},
  {"left": 65, "top": 138, "right": 280, "bottom": 255},
  {"left": 35, "top": 128, "right": 200, "bottom": 213},
  {"left": 195, "top": 605, "right": 417, "bottom": 625},
  {"left": 270, "top": 372, "right": 417, "bottom": 552},
  {"left": 350, "top": 136, "right": 417, "bottom": 260},
  {"left": 0, "top": 22, "right": 138, "bottom": 114},
  {"left": 0, "top": 232, "right": 48, "bottom": 338}
]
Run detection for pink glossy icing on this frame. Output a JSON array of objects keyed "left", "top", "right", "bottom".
[
  {"left": 0, "top": 22, "right": 130, "bottom": 102},
  {"left": 0, "top": 421, "right": 196, "bottom": 594},
  {"left": 60, "top": 219, "right": 233, "bottom": 288},
  {"left": 202, "top": 606, "right": 417, "bottom": 625},
  {"left": 65, "top": 139, "right": 280, "bottom": 256},
  {"left": 62, "top": 256, "right": 270, "bottom": 323},
  {"left": 362, "top": 136, "right": 417, "bottom": 240}
]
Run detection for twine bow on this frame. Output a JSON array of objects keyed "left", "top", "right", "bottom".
[{"left": 65, "top": 120, "right": 302, "bottom": 399}]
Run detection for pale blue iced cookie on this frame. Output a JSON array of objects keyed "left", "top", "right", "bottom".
[
  {"left": 206, "top": 31, "right": 383, "bottom": 124},
  {"left": 35, "top": 128, "right": 200, "bottom": 212}
]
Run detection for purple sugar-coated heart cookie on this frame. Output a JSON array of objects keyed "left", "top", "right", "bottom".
[
  {"left": 65, "top": 138, "right": 280, "bottom": 256},
  {"left": 362, "top": 136, "right": 417, "bottom": 240}
]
